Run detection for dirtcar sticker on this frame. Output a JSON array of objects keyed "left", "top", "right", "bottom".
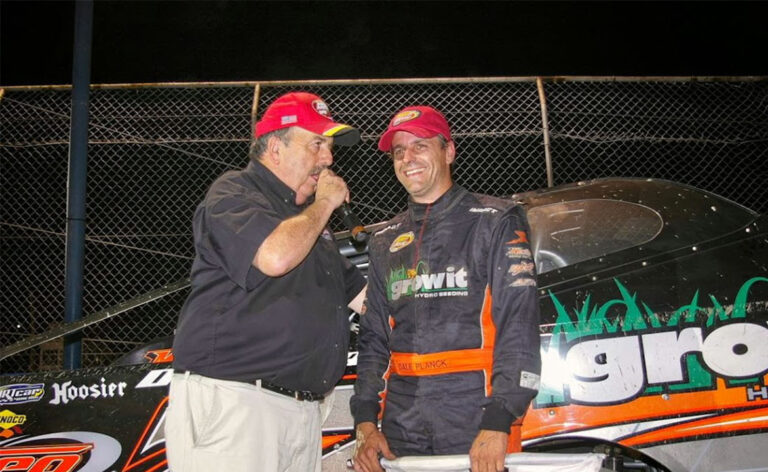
[
  {"left": 392, "top": 110, "right": 421, "bottom": 126},
  {"left": 0, "top": 384, "right": 44, "bottom": 406},
  {"left": 0, "top": 431, "right": 121, "bottom": 472},
  {"left": 49, "top": 378, "right": 127, "bottom": 405},
  {"left": 389, "top": 231, "right": 415, "bottom": 253},
  {"left": 536, "top": 276, "right": 768, "bottom": 408}
]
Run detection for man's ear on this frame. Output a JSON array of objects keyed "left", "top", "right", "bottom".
[
  {"left": 267, "top": 135, "right": 283, "bottom": 165},
  {"left": 445, "top": 140, "right": 456, "bottom": 165}
]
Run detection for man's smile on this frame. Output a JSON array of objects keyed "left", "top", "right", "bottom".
[{"left": 403, "top": 167, "right": 425, "bottom": 177}]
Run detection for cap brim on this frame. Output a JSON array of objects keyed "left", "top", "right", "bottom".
[
  {"left": 323, "top": 125, "right": 360, "bottom": 146},
  {"left": 377, "top": 126, "right": 439, "bottom": 152}
]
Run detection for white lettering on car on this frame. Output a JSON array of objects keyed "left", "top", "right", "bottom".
[
  {"left": 48, "top": 378, "right": 127, "bottom": 405},
  {"left": 559, "top": 322, "right": 768, "bottom": 404}
]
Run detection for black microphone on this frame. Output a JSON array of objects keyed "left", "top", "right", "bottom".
[{"left": 337, "top": 202, "right": 369, "bottom": 243}]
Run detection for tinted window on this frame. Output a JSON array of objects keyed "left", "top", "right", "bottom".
[{"left": 528, "top": 199, "right": 663, "bottom": 273}]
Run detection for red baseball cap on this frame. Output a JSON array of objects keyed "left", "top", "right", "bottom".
[
  {"left": 378, "top": 105, "right": 452, "bottom": 152},
  {"left": 254, "top": 92, "right": 360, "bottom": 146}
]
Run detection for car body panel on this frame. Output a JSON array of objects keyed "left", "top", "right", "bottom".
[{"left": 1, "top": 178, "right": 766, "bottom": 472}]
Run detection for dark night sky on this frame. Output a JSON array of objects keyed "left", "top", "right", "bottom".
[{"left": 1, "top": 1, "right": 767, "bottom": 87}]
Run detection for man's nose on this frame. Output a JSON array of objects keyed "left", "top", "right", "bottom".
[
  {"left": 401, "top": 147, "right": 416, "bottom": 163},
  {"left": 319, "top": 146, "right": 333, "bottom": 166}
]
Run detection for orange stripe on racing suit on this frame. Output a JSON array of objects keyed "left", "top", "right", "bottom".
[
  {"left": 389, "top": 348, "right": 492, "bottom": 377},
  {"left": 376, "top": 315, "right": 397, "bottom": 420},
  {"left": 390, "top": 286, "right": 495, "bottom": 395},
  {"left": 388, "top": 287, "right": 524, "bottom": 452}
]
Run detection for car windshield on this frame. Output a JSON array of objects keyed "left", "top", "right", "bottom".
[{"left": 528, "top": 199, "right": 663, "bottom": 273}]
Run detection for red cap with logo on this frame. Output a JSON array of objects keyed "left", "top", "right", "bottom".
[
  {"left": 254, "top": 92, "right": 360, "bottom": 146},
  {"left": 377, "top": 105, "right": 452, "bottom": 152}
]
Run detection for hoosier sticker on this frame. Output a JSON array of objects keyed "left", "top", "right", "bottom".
[{"left": 48, "top": 378, "right": 127, "bottom": 406}]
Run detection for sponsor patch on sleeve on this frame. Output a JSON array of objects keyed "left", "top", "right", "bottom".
[
  {"left": 520, "top": 371, "right": 541, "bottom": 390},
  {"left": 510, "top": 278, "right": 537, "bottom": 287},
  {"left": 506, "top": 247, "right": 532, "bottom": 259},
  {"left": 509, "top": 262, "right": 534, "bottom": 276}
]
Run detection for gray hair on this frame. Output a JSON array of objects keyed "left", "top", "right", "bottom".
[{"left": 249, "top": 127, "right": 294, "bottom": 161}]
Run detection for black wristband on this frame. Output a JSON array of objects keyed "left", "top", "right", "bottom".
[{"left": 479, "top": 400, "right": 515, "bottom": 432}]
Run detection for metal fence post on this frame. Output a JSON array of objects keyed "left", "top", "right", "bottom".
[
  {"left": 63, "top": 0, "right": 94, "bottom": 370},
  {"left": 2, "top": 77, "right": 766, "bottom": 374},
  {"left": 252, "top": 83, "right": 261, "bottom": 131},
  {"left": 536, "top": 77, "right": 554, "bottom": 188}
]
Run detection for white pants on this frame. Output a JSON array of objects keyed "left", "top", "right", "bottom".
[{"left": 165, "top": 372, "right": 322, "bottom": 472}]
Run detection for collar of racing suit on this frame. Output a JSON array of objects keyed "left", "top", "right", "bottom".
[
  {"left": 407, "top": 184, "right": 467, "bottom": 272},
  {"left": 406, "top": 183, "right": 467, "bottom": 222}
]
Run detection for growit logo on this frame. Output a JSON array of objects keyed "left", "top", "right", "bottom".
[
  {"left": 387, "top": 261, "right": 469, "bottom": 301},
  {"left": 536, "top": 276, "right": 768, "bottom": 407}
]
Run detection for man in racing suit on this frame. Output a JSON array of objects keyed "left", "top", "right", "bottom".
[{"left": 350, "top": 106, "right": 541, "bottom": 472}]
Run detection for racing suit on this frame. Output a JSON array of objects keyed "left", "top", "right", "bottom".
[{"left": 351, "top": 184, "right": 541, "bottom": 456}]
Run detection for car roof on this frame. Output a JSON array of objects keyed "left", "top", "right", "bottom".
[{"left": 510, "top": 177, "right": 758, "bottom": 251}]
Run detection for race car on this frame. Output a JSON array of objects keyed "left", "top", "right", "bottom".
[{"left": 1, "top": 177, "right": 766, "bottom": 472}]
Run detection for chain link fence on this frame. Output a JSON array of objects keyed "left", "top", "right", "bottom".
[{"left": 2, "top": 77, "right": 767, "bottom": 374}]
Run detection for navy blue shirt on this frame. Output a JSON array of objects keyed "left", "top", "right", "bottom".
[{"left": 172, "top": 160, "right": 366, "bottom": 394}]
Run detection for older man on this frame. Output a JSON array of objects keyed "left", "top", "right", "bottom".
[
  {"left": 166, "top": 92, "right": 367, "bottom": 472},
  {"left": 351, "top": 106, "right": 541, "bottom": 472}
]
